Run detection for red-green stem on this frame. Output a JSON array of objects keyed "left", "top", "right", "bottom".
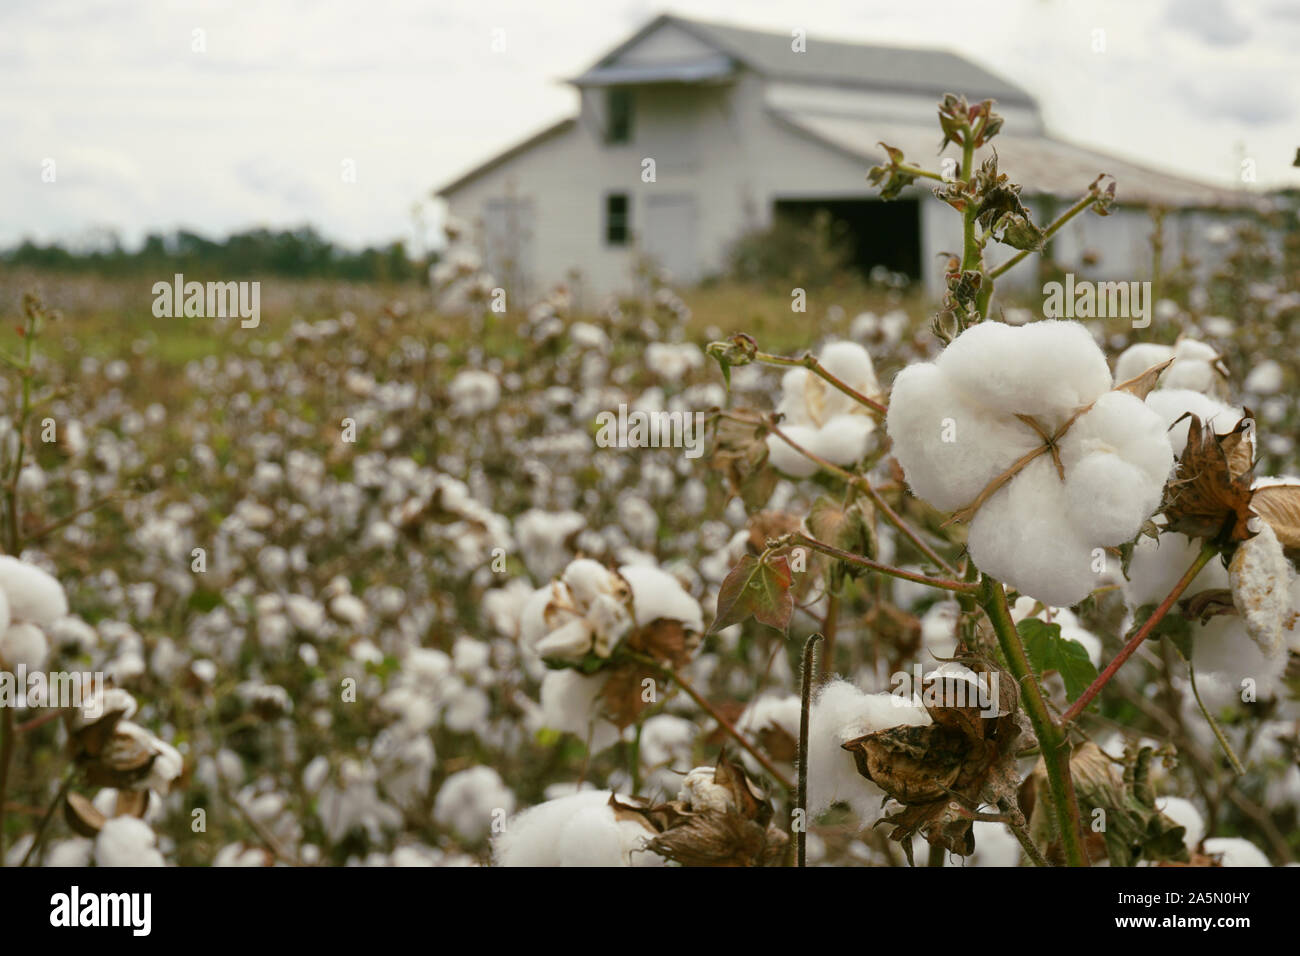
[
  {"left": 1060, "top": 543, "right": 1216, "bottom": 726},
  {"left": 980, "top": 574, "right": 1086, "bottom": 866}
]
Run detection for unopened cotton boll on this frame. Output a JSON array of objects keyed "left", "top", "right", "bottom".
[{"left": 0, "top": 556, "right": 68, "bottom": 625}]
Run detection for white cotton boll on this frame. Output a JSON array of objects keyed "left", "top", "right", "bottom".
[
  {"left": 1162, "top": 340, "right": 1221, "bottom": 393},
  {"left": 807, "top": 680, "right": 931, "bottom": 818},
  {"left": 619, "top": 564, "right": 703, "bottom": 631},
  {"left": 969, "top": 457, "right": 1100, "bottom": 607},
  {"left": 562, "top": 558, "right": 616, "bottom": 607},
  {"left": 1061, "top": 390, "right": 1174, "bottom": 495},
  {"left": 887, "top": 362, "right": 1040, "bottom": 511},
  {"left": 1156, "top": 796, "right": 1205, "bottom": 849},
  {"left": 94, "top": 817, "right": 164, "bottom": 867},
  {"left": 1203, "top": 837, "right": 1270, "bottom": 867},
  {"left": 678, "top": 767, "right": 736, "bottom": 814},
  {"left": 0, "top": 622, "right": 48, "bottom": 672},
  {"left": 920, "top": 601, "right": 961, "bottom": 661},
  {"left": 329, "top": 594, "right": 367, "bottom": 628},
  {"left": 765, "top": 424, "right": 822, "bottom": 478},
  {"left": 937, "top": 321, "right": 1111, "bottom": 423},
  {"left": 1063, "top": 455, "right": 1156, "bottom": 545},
  {"left": 46, "top": 838, "right": 94, "bottom": 867},
  {"left": 964, "top": 819, "right": 1021, "bottom": 867},
  {"left": 1113, "top": 343, "right": 1175, "bottom": 385},
  {"left": 1244, "top": 360, "right": 1284, "bottom": 395},
  {"left": 1143, "top": 389, "right": 1242, "bottom": 456},
  {"left": 432, "top": 766, "right": 515, "bottom": 843},
  {"left": 0, "top": 589, "right": 9, "bottom": 641},
  {"left": 494, "top": 790, "right": 664, "bottom": 867},
  {"left": 817, "top": 341, "right": 880, "bottom": 401},
  {"left": 539, "top": 669, "right": 620, "bottom": 752},
  {"left": 0, "top": 556, "right": 67, "bottom": 625},
  {"left": 802, "top": 414, "right": 874, "bottom": 467},
  {"left": 1228, "top": 523, "right": 1291, "bottom": 656},
  {"left": 534, "top": 618, "right": 593, "bottom": 660},
  {"left": 1189, "top": 615, "right": 1287, "bottom": 706},
  {"left": 1124, "top": 532, "right": 1228, "bottom": 609},
  {"left": 638, "top": 714, "right": 697, "bottom": 769}
]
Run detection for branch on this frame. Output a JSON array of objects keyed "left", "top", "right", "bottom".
[
  {"left": 783, "top": 531, "right": 976, "bottom": 594},
  {"left": 753, "top": 350, "right": 888, "bottom": 417}
]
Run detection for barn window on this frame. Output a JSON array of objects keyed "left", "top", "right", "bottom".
[
  {"left": 606, "top": 88, "right": 633, "bottom": 144},
  {"left": 605, "top": 193, "right": 630, "bottom": 245}
]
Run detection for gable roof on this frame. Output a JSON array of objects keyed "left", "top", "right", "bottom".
[
  {"left": 573, "top": 13, "right": 1036, "bottom": 106},
  {"left": 434, "top": 118, "right": 575, "bottom": 198}
]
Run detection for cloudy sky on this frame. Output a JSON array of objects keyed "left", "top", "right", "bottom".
[{"left": 2, "top": 0, "right": 1297, "bottom": 252}]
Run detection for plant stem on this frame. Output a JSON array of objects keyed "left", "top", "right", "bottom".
[
  {"left": 629, "top": 652, "right": 794, "bottom": 792},
  {"left": 1060, "top": 543, "right": 1215, "bottom": 726},
  {"left": 20, "top": 771, "right": 73, "bottom": 866},
  {"left": 988, "top": 192, "right": 1096, "bottom": 281},
  {"left": 820, "top": 593, "right": 839, "bottom": 679},
  {"left": 797, "top": 633, "right": 821, "bottom": 867},
  {"left": 1188, "top": 661, "right": 1246, "bottom": 776},
  {"left": 785, "top": 532, "right": 976, "bottom": 594},
  {"left": 752, "top": 350, "right": 888, "bottom": 416},
  {"left": 979, "top": 575, "right": 1086, "bottom": 866}
]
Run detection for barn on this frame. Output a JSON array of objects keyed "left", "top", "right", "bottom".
[{"left": 433, "top": 13, "right": 1247, "bottom": 303}]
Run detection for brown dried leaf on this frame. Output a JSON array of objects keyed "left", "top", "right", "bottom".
[{"left": 1114, "top": 358, "right": 1176, "bottom": 400}]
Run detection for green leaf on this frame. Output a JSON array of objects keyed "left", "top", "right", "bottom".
[
  {"left": 1018, "top": 618, "right": 1099, "bottom": 703},
  {"left": 710, "top": 553, "right": 794, "bottom": 634}
]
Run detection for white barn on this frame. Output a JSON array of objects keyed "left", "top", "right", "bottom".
[{"left": 434, "top": 13, "right": 1247, "bottom": 303}]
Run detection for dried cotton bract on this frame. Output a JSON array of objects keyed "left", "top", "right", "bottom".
[
  {"left": 887, "top": 321, "right": 1174, "bottom": 606},
  {"left": 766, "top": 341, "right": 883, "bottom": 478}
]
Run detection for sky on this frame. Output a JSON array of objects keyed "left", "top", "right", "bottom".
[{"left": 1, "top": 0, "right": 1297, "bottom": 252}]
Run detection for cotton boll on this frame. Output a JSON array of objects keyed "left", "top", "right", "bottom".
[
  {"left": 1228, "top": 523, "right": 1291, "bottom": 656},
  {"left": 817, "top": 341, "right": 880, "bottom": 408},
  {"left": 1063, "top": 455, "right": 1159, "bottom": 545},
  {"left": 807, "top": 680, "right": 931, "bottom": 819},
  {"left": 765, "top": 424, "right": 823, "bottom": 478},
  {"left": 94, "top": 817, "right": 164, "bottom": 867},
  {"left": 1189, "top": 615, "right": 1287, "bottom": 707},
  {"left": 1114, "top": 343, "right": 1175, "bottom": 385},
  {"left": 1203, "top": 837, "right": 1270, "bottom": 867},
  {"left": 937, "top": 321, "right": 1111, "bottom": 424},
  {"left": 920, "top": 601, "right": 961, "bottom": 661},
  {"left": 432, "top": 766, "right": 515, "bottom": 843},
  {"left": 539, "top": 669, "right": 620, "bottom": 753},
  {"left": 619, "top": 564, "right": 703, "bottom": 631},
  {"left": 968, "top": 457, "right": 1100, "bottom": 607},
  {"left": 1143, "top": 389, "right": 1243, "bottom": 456},
  {"left": 1155, "top": 796, "right": 1205, "bottom": 849},
  {"left": 1244, "top": 360, "right": 1284, "bottom": 395},
  {"left": 887, "top": 362, "right": 1039, "bottom": 511},
  {"left": 534, "top": 618, "right": 593, "bottom": 660},
  {"left": 678, "top": 766, "right": 735, "bottom": 814},
  {"left": 0, "top": 622, "right": 48, "bottom": 671},
  {"left": 0, "top": 556, "right": 67, "bottom": 625},
  {"left": 494, "top": 790, "right": 664, "bottom": 867},
  {"left": 1162, "top": 340, "right": 1222, "bottom": 393},
  {"left": 1124, "top": 532, "right": 1229, "bottom": 609},
  {"left": 562, "top": 558, "right": 616, "bottom": 607},
  {"left": 962, "top": 819, "right": 1021, "bottom": 867},
  {"left": 803, "top": 414, "right": 874, "bottom": 467}
]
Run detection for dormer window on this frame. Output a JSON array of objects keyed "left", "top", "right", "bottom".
[{"left": 605, "top": 88, "right": 633, "bottom": 144}]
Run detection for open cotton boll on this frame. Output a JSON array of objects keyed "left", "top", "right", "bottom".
[
  {"left": 765, "top": 424, "right": 822, "bottom": 478},
  {"left": 1124, "top": 532, "right": 1229, "bottom": 609},
  {"left": 493, "top": 790, "right": 664, "bottom": 867},
  {"left": 1115, "top": 339, "right": 1222, "bottom": 394},
  {"left": 969, "top": 457, "right": 1100, "bottom": 607},
  {"left": 0, "top": 556, "right": 68, "bottom": 625},
  {"left": 1155, "top": 796, "right": 1205, "bottom": 849},
  {"left": 539, "top": 669, "right": 621, "bottom": 753},
  {"left": 0, "top": 622, "right": 49, "bottom": 672},
  {"left": 1143, "top": 389, "right": 1243, "bottom": 456},
  {"left": 1244, "top": 360, "right": 1284, "bottom": 395},
  {"left": 1228, "top": 523, "right": 1291, "bottom": 656},
  {"left": 1203, "top": 837, "right": 1271, "bottom": 867},
  {"left": 807, "top": 680, "right": 931, "bottom": 819},
  {"left": 433, "top": 766, "right": 516, "bottom": 843},
  {"left": 1113, "top": 342, "right": 1175, "bottom": 386},
  {"left": 620, "top": 564, "right": 703, "bottom": 632},
  {"left": 937, "top": 321, "right": 1112, "bottom": 424},
  {"left": 1189, "top": 614, "right": 1288, "bottom": 707},
  {"left": 93, "top": 817, "right": 164, "bottom": 867},
  {"left": 1059, "top": 391, "right": 1173, "bottom": 543},
  {"left": 887, "top": 362, "right": 1041, "bottom": 511},
  {"left": 802, "top": 414, "right": 875, "bottom": 467},
  {"left": 818, "top": 341, "right": 880, "bottom": 403}
]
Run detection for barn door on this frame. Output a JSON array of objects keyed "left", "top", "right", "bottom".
[{"left": 642, "top": 193, "right": 698, "bottom": 283}]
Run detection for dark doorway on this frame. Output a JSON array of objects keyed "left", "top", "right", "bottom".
[{"left": 773, "top": 197, "right": 922, "bottom": 282}]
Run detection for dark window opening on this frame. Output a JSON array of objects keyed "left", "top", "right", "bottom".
[
  {"left": 772, "top": 197, "right": 922, "bottom": 282},
  {"left": 606, "top": 88, "right": 633, "bottom": 144},
  {"left": 605, "top": 193, "right": 629, "bottom": 245}
]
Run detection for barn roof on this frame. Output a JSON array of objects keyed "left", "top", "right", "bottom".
[
  {"left": 774, "top": 111, "right": 1249, "bottom": 208},
  {"left": 572, "top": 14, "right": 1036, "bottom": 106}
]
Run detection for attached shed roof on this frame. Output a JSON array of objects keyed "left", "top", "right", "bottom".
[
  {"left": 573, "top": 14, "right": 1036, "bottom": 106},
  {"left": 776, "top": 111, "right": 1248, "bottom": 208}
]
